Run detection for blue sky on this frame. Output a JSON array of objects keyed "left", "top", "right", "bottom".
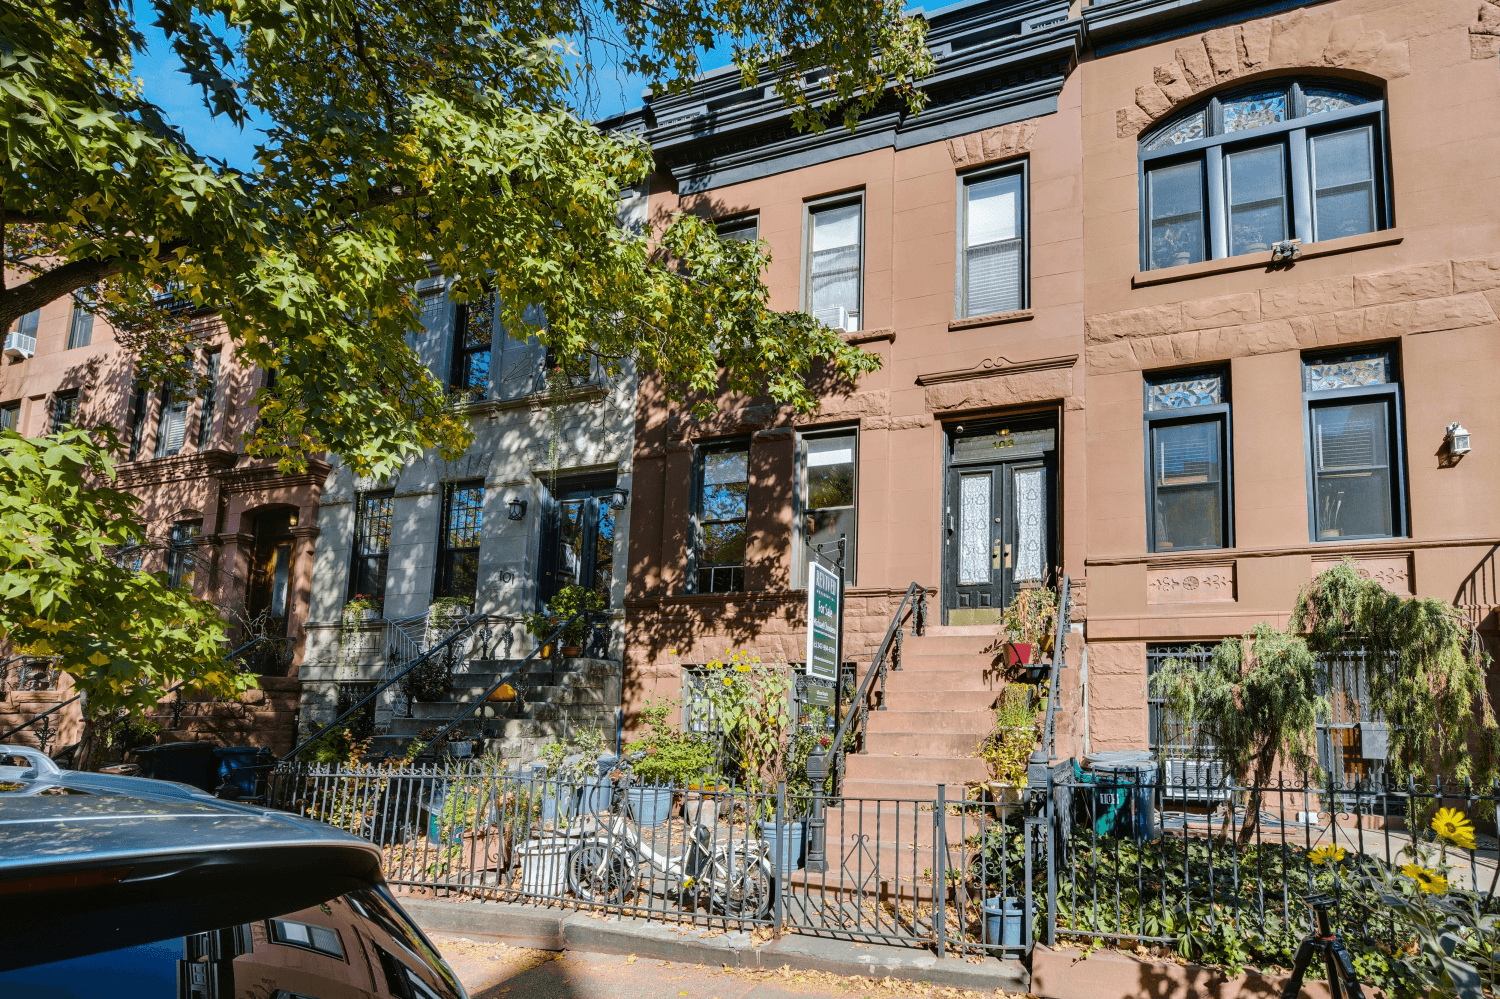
[{"left": 130, "top": 19, "right": 731, "bottom": 172}]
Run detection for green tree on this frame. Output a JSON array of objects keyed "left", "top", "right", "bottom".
[
  {"left": 1292, "top": 559, "right": 1500, "bottom": 783},
  {"left": 0, "top": 427, "right": 250, "bottom": 767},
  {"left": 1152, "top": 623, "right": 1325, "bottom": 845},
  {"left": 3, "top": 0, "right": 927, "bottom": 477}
]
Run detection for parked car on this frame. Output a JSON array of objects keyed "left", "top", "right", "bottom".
[{"left": 0, "top": 745, "right": 467, "bottom": 999}]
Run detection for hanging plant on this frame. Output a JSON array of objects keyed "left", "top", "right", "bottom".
[{"left": 1292, "top": 559, "right": 1500, "bottom": 783}]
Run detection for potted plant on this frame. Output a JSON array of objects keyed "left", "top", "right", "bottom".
[
  {"left": 524, "top": 585, "right": 605, "bottom": 658},
  {"left": 345, "top": 594, "right": 380, "bottom": 621},
  {"left": 997, "top": 586, "right": 1058, "bottom": 670},
  {"left": 536, "top": 730, "right": 610, "bottom": 825},
  {"left": 625, "top": 698, "right": 717, "bottom": 824},
  {"left": 973, "top": 684, "right": 1037, "bottom": 817},
  {"left": 698, "top": 651, "right": 805, "bottom": 874}
]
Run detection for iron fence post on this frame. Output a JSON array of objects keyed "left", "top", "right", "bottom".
[
  {"left": 775, "top": 780, "right": 787, "bottom": 935},
  {"left": 935, "top": 783, "right": 948, "bottom": 958},
  {"left": 806, "top": 752, "right": 828, "bottom": 874}
]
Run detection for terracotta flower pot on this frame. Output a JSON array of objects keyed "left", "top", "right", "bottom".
[
  {"left": 1003, "top": 642, "right": 1033, "bottom": 667},
  {"left": 560, "top": 645, "right": 582, "bottom": 658}
]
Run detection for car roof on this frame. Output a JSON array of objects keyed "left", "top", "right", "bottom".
[{"left": 0, "top": 745, "right": 378, "bottom": 878}]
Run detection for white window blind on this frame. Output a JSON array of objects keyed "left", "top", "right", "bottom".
[
  {"left": 809, "top": 203, "right": 861, "bottom": 330},
  {"left": 964, "top": 174, "right": 1023, "bottom": 316}
]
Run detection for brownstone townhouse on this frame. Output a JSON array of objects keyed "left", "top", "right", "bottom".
[{"left": 608, "top": 0, "right": 1500, "bottom": 798}]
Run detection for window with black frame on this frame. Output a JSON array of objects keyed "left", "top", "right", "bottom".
[
  {"left": 126, "top": 380, "right": 149, "bottom": 458},
  {"left": 167, "top": 520, "right": 202, "bottom": 590},
  {"left": 52, "top": 390, "right": 78, "bottom": 432},
  {"left": 1145, "top": 369, "right": 1230, "bottom": 552},
  {"left": 1303, "top": 349, "right": 1404, "bottom": 541},
  {"left": 155, "top": 385, "right": 188, "bottom": 456},
  {"left": 694, "top": 442, "right": 749, "bottom": 593},
  {"left": 1141, "top": 79, "right": 1388, "bottom": 270},
  {"left": 198, "top": 349, "right": 221, "bottom": 449},
  {"left": 798, "top": 431, "right": 857, "bottom": 585},
  {"left": 716, "top": 215, "right": 759, "bottom": 242},
  {"left": 350, "top": 490, "right": 395, "bottom": 605},
  {"left": 1, "top": 401, "right": 17, "bottom": 432},
  {"left": 449, "top": 294, "right": 493, "bottom": 401},
  {"left": 435, "top": 481, "right": 483, "bottom": 600},
  {"left": 67, "top": 287, "right": 95, "bottom": 350},
  {"left": 959, "top": 166, "right": 1026, "bottom": 317}
]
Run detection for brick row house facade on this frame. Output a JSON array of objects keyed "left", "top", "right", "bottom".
[{"left": 6, "top": 0, "right": 1499, "bottom": 776}]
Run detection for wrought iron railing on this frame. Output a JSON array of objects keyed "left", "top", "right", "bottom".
[
  {"left": 1037, "top": 574, "right": 1072, "bottom": 765},
  {"left": 827, "top": 582, "right": 929, "bottom": 791}
]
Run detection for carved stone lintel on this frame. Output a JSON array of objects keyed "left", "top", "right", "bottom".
[
  {"left": 1147, "top": 562, "right": 1236, "bottom": 604},
  {"left": 1311, "top": 553, "right": 1413, "bottom": 595}
]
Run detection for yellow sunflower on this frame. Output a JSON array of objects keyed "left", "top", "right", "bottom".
[
  {"left": 1400, "top": 863, "right": 1448, "bottom": 895},
  {"left": 1431, "top": 808, "right": 1477, "bottom": 851},
  {"left": 1308, "top": 844, "right": 1346, "bottom": 866}
]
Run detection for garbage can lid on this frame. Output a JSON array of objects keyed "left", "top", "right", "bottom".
[
  {"left": 1084, "top": 750, "right": 1154, "bottom": 768},
  {"left": 135, "top": 742, "right": 213, "bottom": 755}
]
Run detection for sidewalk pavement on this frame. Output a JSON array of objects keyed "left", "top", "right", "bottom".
[{"left": 402, "top": 899, "right": 1030, "bottom": 995}]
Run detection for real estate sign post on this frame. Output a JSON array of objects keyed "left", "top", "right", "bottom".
[{"left": 806, "top": 561, "right": 841, "bottom": 707}]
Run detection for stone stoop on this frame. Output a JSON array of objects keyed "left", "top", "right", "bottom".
[
  {"left": 143, "top": 676, "right": 303, "bottom": 757},
  {"left": 841, "top": 626, "right": 1005, "bottom": 802},
  {"left": 373, "top": 656, "right": 622, "bottom": 761},
  {"left": 0, "top": 684, "right": 82, "bottom": 752}
]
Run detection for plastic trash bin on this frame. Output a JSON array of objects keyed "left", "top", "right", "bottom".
[
  {"left": 212, "top": 747, "right": 274, "bottom": 800},
  {"left": 983, "top": 896, "right": 1025, "bottom": 948},
  {"left": 133, "top": 742, "right": 217, "bottom": 791},
  {"left": 1085, "top": 751, "right": 1159, "bottom": 842}
]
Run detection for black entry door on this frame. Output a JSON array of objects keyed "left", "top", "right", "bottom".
[
  {"left": 944, "top": 420, "right": 1056, "bottom": 624},
  {"left": 538, "top": 478, "right": 616, "bottom": 608}
]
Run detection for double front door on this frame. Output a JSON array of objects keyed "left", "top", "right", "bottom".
[
  {"left": 538, "top": 477, "right": 616, "bottom": 607},
  {"left": 944, "top": 420, "right": 1056, "bottom": 625}
]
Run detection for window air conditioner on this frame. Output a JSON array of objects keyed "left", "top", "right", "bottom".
[
  {"left": 3, "top": 330, "right": 36, "bottom": 360},
  {"left": 812, "top": 306, "right": 856, "bottom": 333},
  {"left": 1163, "top": 757, "right": 1231, "bottom": 802}
]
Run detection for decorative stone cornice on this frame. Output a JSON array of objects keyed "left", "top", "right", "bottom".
[
  {"left": 114, "top": 448, "right": 240, "bottom": 487},
  {"left": 915, "top": 353, "right": 1077, "bottom": 386}
]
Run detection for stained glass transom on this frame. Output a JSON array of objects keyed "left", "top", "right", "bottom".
[
  {"left": 1013, "top": 467, "right": 1045, "bottom": 583},
  {"left": 1148, "top": 374, "right": 1223, "bottom": 410},
  {"left": 958, "top": 473, "right": 990, "bottom": 586},
  {"left": 1147, "top": 111, "right": 1206, "bottom": 150},
  {"left": 1303, "top": 353, "right": 1390, "bottom": 391},
  {"left": 1304, "top": 88, "right": 1371, "bottom": 116},
  {"left": 1222, "top": 92, "right": 1287, "bottom": 132}
]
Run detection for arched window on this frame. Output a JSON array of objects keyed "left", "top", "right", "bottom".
[{"left": 1140, "top": 79, "right": 1390, "bottom": 270}]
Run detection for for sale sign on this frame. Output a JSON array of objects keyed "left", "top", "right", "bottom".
[{"left": 806, "top": 562, "right": 840, "bottom": 684}]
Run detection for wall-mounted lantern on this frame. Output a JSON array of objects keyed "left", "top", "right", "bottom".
[
  {"left": 609, "top": 487, "right": 630, "bottom": 511},
  {"left": 507, "top": 497, "right": 528, "bottom": 520},
  {"left": 1446, "top": 422, "right": 1472, "bottom": 458}
]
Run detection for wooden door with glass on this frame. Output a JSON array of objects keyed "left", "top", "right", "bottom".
[{"left": 943, "top": 419, "right": 1055, "bottom": 625}]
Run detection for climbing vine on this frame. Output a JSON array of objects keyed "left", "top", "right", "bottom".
[{"left": 1292, "top": 560, "right": 1500, "bottom": 783}]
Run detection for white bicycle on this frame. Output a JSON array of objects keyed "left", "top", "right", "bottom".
[{"left": 565, "top": 789, "right": 773, "bottom": 919}]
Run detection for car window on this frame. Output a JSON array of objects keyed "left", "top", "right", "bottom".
[{"left": 0, "top": 887, "right": 466, "bottom": 999}]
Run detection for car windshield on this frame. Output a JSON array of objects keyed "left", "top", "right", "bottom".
[{"left": 0, "top": 886, "right": 465, "bottom": 999}]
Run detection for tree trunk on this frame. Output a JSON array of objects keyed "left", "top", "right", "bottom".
[
  {"left": 1236, "top": 747, "right": 1278, "bottom": 847},
  {"left": 73, "top": 717, "right": 98, "bottom": 772}
]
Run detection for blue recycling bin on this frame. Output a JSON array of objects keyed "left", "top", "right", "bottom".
[
  {"left": 212, "top": 746, "right": 274, "bottom": 799},
  {"left": 1088, "top": 757, "right": 1159, "bottom": 842}
]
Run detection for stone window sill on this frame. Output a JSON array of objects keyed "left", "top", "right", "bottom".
[
  {"left": 1131, "top": 228, "right": 1404, "bottom": 288},
  {"left": 948, "top": 310, "right": 1033, "bottom": 331}
]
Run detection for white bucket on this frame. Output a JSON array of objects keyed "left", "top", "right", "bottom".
[{"left": 516, "top": 837, "right": 572, "bottom": 895}]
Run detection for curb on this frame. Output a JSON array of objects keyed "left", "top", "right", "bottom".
[{"left": 401, "top": 899, "right": 1030, "bottom": 993}]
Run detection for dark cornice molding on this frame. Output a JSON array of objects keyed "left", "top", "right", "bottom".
[{"left": 915, "top": 353, "right": 1077, "bottom": 386}]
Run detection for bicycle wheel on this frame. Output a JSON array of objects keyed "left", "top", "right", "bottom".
[
  {"left": 707, "top": 843, "right": 772, "bottom": 919},
  {"left": 568, "top": 841, "right": 637, "bottom": 905}
]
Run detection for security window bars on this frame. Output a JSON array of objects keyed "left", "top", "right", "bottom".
[
  {"left": 450, "top": 296, "right": 492, "bottom": 401},
  {"left": 1145, "top": 370, "right": 1230, "bottom": 552},
  {"left": 1146, "top": 643, "right": 1217, "bottom": 759},
  {"left": 1141, "top": 79, "right": 1387, "bottom": 270},
  {"left": 67, "top": 289, "right": 95, "bottom": 350},
  {"left": 805, "top": 198, "right": 862, "bottom": 332},
  {"left": 960, "top": 168, "right": 1025, "bottom": 317},
  {"left": 52, "top": 391, "right": 79, "bottom": 432},
  {"left": 350, "top": 490, "right": 395, "bottom": 604},
  {"left": 435, "top": 480, "right": 483, "bottom": 601},
  {"left": 1303, "top": 350, "right": 1404, "bottom": 541},
  {"left": 155, "top": 386, "right": 188, "bottom": 456},
  {"left": 198, "top": 349, "right": 221, "bottom": 449},
  {"left": 798, "top": 431, "right": 857, "bottom": 585},
  {"left": 694, "top": 442, "right": 749, "bottom": 593}
]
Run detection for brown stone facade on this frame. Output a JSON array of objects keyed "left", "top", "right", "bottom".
[
  {"left": 1, "top": 294, "right": 325, "bottom": 753},
  {"left": 619, "top": 0, "right": 1500, "bottom": 757}
]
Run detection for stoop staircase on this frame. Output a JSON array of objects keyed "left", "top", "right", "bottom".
[
  {"left": 841, "top": 625, "right": 1004, "bottom": 802},
  {"left": 371, "top": 656, "right": 621, "bottom": 761}
]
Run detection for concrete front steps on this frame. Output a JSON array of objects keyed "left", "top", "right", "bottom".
[
  {"left": 372, "top": 657, "right": 621, "bottom": 760},
  {"left": 842, "top": 625, "right": 1007, "bottom": 802}
]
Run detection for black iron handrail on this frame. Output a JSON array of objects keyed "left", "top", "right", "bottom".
[
  {"left": 0, "top": 636, "right": 270, "bottom": 746},
  {"left": 1037, "top": 573, "right": 1072, "bottom": 764},
  {"left": 409, "top": 611, "right": 596, "bottom": 759},
  {"left": 282, "top": 611, "right": 582, "bottom": 762},
  {"left": 827, "top": 581, "right": 929, "bottom": 791}
]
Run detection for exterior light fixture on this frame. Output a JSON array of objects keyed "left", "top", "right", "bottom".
[
  {"left": 609, "top": 487, "right": 630, "bottom": 511},
  {"left": 507, "top": 497, "right": 528, "bottom": 520},
  {"left": 1446, "top": 422, "right": 1472, "bottom": 457}
]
